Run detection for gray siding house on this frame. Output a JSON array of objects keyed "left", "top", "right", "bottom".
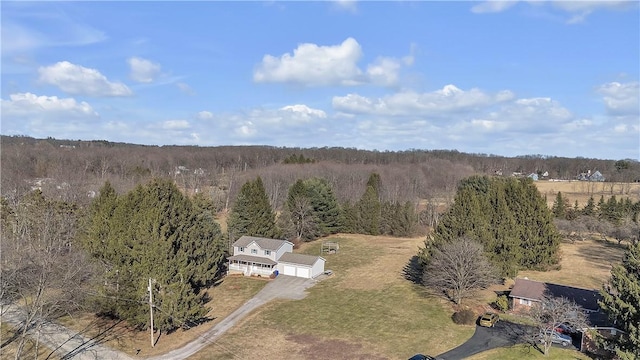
[{"left": 228, "top": 236, "right": 325, "bottom": 279}]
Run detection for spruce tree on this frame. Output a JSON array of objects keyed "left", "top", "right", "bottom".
[
  {"left": 358, "top": 185, "right": 381, "bottom": 235},
  {"left": 583, "top": 196, "right": 596, "bottom": 216},
  {"left": 82, "top": 179, "right": 225, "bottom": 332},
  {"left": 599, "top": 241, "right": 640, "bottom": 359},
  {"left": 227, "top": 177, "right": 280, "bottom": 241}
]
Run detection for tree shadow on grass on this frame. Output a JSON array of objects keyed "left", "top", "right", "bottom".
[
  {"left": 403, "top": 255, "right": 423, "bottom": 285},
  {"left": 575, "top": 240, "right": 625, "bottom": 273}
]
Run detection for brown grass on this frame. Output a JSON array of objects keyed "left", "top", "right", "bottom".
[
  {"left": 517, "top": 238, "right": 625, "bottom": 290},
  {"left": 57, "top": 276, "right": 266, "bottom": 357},
  {"left": 534, "top": 181, "right": 640, "bottom": 208},
  {"left": 0, "top": 323, "right": 60, "bottom": 360}
]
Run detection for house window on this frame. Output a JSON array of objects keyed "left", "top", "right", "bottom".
[
  {"left": 251, "top": 249, "right": 258, "bottom": 254},
  {"left": 519, "top": 299, "right": 532, "bottom": 306},
  {"left": 264, "top": 250, "right": 271, "bottom": 256},
  {"left": 239, "top": 247, "right": 244, "bottom": 252}
]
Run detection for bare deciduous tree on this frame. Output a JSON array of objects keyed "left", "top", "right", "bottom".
[
  {"left": 1, "top": 191, "right": 94, "bottom": 360},
  {"left": 529, "top": 294, "right": 589, "bottom": 356},
  {"left": 422, "top": 237, "right": 498, "bottom": 305}
]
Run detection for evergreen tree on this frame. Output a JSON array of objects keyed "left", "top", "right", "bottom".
[
  {"left": 599, "top": 241, "right": 640, "bottom": 359},
  {"left": 583, "top": 196, "right": 596, "bottom": 216},
  {"left": 227, "top": 177, "right": 280, "bottom": 242},
  {"left": 82, "top": 179, "right": 226, "bottom": 332},
  {"left": 551, "top": 192, "right": 567, "bottom": 218},
  {"left": 422, "top": 176, "right": 560, "bottom": 278},
  {"left": 358, "top": 185, "right": 381, "bottom": 235}
]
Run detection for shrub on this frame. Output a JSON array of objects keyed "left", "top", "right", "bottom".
[
  {"left": 494, "top": 295, "right": 509, "bottom": 312},
  {"left": 452, "top": 309, "right": 476, "bottom": 325}
]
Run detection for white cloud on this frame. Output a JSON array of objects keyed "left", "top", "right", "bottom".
[
  {"left": 332, "top": 85, "right": 515, "bottom": 116},
  {"left": 331, "top": 0, "right": 357, "bottom": 13},
  {"left": 128, "top": 57, "right": 161, "bottom": 83},
  {"left": 176, "top": 82, "right": 195, "bottom": 95},
  {"left": 366, "top": 57, "right": 402, "bottom": 87},
  {"left": 471, "top": 1, "right": 518, "bottom": 14},
  {"left": 38, "top": 61, "right": 132, "bottom": 97},
  {"left": 196, "top": 111, "right": 214, "bottom": 120},
  {"left": 597, "top": 81, "right": 639, "bottom": 116},
  {"left": 1, "top": 92, "right": 97, "bottom": 116},
  {"left": 280, "top": 104, "right": 327, "bottom": 119},
  {"left": 162, "top": 120, "right": 190, "bottom": 130},
  {"left": 254, "top": 38, "right": 364, "bottom": 86},
  {"left": 254, "top": 38, "right": 414, "bottom": 87},
  {"left": 471, "top": 0, "right": 637, "bottom": 23}
]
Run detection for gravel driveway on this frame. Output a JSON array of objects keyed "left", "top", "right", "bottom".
[
  {"left": 4, "top": 275, "right": 316, "bottom": 360},
  {"left": 148, "top": 275, "right": 316, "bottom": 360}
]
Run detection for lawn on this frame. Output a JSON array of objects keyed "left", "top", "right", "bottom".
[
  {"left": 517, "top": 238, "right": 625, "bottom": 290},
  {"left": 467, "top": 344, "right": 592, "bottom": 360},
  {"left": 190, "top": 234, "right": 474, "bottom": 360},
  {"left": 57, "top": 275, "right": 267, "bottom": 358}
]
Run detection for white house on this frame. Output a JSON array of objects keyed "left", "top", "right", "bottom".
[{"left": 227, "top": 236, "right": 325, "bottom": 279}]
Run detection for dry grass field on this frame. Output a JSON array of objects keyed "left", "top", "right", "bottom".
[
  {"left": 517, "top": 238, "right": 626, "bottom": 290},
  {"left": 41, "top": 232, "right": 625, "bottom": 360},
  {"left": 534, "top": 181, "right": 640, "bottom": 208}
]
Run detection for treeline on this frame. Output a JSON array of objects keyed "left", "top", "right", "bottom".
[
  {"left": 552, "top": 192, "right": 640, "bottom": 245},
  {"left": 227, "top": 173, "right": 418, "bottom": 246},
  {"left": 2, "top": 135, "right": 638, "bottom": 211},
  {"left": 422, "top": 176, "right": 561, "bottom": 278}
]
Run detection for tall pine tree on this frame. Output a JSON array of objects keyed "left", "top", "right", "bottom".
[
  {"left": 227, "top": 177, "right": 280, "bottom": 242},
  {"left": 599, "top": 241, "right": 640, "bottom": 359}
]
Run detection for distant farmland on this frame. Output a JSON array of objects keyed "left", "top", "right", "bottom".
[{"left": 534, "top": 181, "right": 640, "bottom": 207}]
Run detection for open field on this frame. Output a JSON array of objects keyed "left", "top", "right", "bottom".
[
  {"left": 534, "top": 181, "right": 640, "bottom": 208},
  {"left": 49, "top": 232, "right": 624, "bottom": 359},
  {"left": 190, "top": 234, "right": 474, "bottom": 360},
  {"left": 517, "top": 238, "right": 626, "bottom": 290}
]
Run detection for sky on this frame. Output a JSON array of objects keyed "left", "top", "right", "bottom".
[{"left": 1, "top": 1, "right": 639, "bottom": 160}]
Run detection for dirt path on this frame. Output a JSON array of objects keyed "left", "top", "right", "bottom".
[{"left": 2, "top": 275, "right": 315, "bottom": 360}]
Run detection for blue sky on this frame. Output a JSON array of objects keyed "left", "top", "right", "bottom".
[{"left": 2, "top": 1, "right": 638, "bottom": 160}]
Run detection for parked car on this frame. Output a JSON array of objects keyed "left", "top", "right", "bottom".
[
  {"left": 408, "top": 355, "right": 435, "bottom": 360},
  {"left": 555, "top": 323, "right": 576, "bottom": 334},
  {"left": 478, "top": 312, "right": 499, "bottom": 327},
  {"left": 538, "top": 330, "right": 572, "bottom": 347}
]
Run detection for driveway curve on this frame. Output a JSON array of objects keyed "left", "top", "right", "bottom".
[
  {"left": 437, "top": 321, "right": 533, "bottom": 360},
  {"left": 146, "top": 275, "right": 316, "bottom": 360}
]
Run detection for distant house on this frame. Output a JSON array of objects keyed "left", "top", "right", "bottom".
[
  {"left": 509, "top": 278, "right": 623, "bottom": 354},
  {"left": 227, "top": 236, "right": 325, "bottom": 279},
  {"left": 576, "top": 170, "right": 605, "bottom": 182},
  {"left": 527, "top": 173, "right": 539, "bottom": 181}
]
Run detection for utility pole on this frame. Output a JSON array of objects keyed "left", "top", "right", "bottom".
[{"left": 148, "top": 278, "right": 155, "bottom": 348}]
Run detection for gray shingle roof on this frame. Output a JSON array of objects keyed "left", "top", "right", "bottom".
[
  {"left": 232, "top": 236, "right": 291, "bottom": 251},
  {"left": 278, "top": 252, "right": 324, "bottom": 266}
]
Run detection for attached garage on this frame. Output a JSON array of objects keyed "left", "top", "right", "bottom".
[{"left": 277, "top": 253, "right": 325, "bottom": 279}]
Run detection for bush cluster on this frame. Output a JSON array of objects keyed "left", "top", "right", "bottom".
[{"left": 452, "top": 309, "right": 476, "bottom": 325}]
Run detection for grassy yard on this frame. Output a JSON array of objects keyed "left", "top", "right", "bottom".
[
  {"left": 517, "top": 238, "right": 625, "bottom": 290},
  {"left": 57, "top": 275, "right": 267, "bottom": 357},
  {"left": 190, "top": 235, "right": 474, "bottom": 360},
  {"left": 468, "top": 344, "right": 592, "bottom": 360}
]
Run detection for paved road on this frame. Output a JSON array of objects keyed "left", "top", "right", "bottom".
[
  {"left": 2, "top": 275, "right": 315, "bottom": 360},
  {"left": 2, "top": 305, "right": 133, "bottom": 360},
  {"left": 437, "top": 321, "right": 533, "bottom": 360},
  {"left": 147, "top": 275, "right": 316, "bottom": 360}
]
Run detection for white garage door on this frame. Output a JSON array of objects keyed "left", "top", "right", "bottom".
[
  {"left": 297, "top": 268, "right": 310, "bottom": 278},
  {"left": 283, "top": 265, "right": 296, "bottom": 276}
]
